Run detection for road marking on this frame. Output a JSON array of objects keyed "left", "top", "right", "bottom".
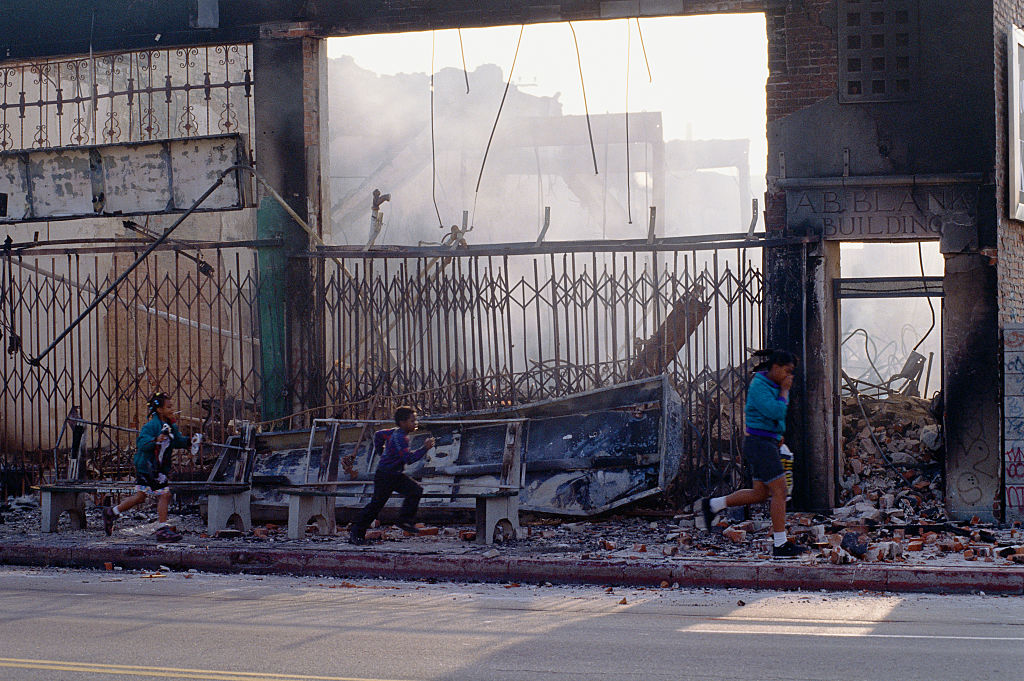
[
  {"left": 682, "top": 628, "right": 1024, "bottom": 641},
  {"left": 0, "top": 658, "right": 411, "bottom": 681}
]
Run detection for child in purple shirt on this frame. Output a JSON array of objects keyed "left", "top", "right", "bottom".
[{"left": 349, "top": 406, "right": 435, "bottom": 544}]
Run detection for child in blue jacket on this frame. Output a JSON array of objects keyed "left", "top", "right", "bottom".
[
  {"left": 699, "top": 350, "right": 805, "bottom": 558},
  {"left": 103, "top": 391, "right": 190, "bottom": 537},
  {"left": 349, "top": 406, "right": 435, "bottom": 544}
]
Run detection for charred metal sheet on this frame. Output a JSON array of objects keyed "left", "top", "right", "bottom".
[
  {"left": 0, "top": 134, "right": 251, "bottom": 224},
  {"left": 225, "top": 375, "right": 682, "bottom": 518}
]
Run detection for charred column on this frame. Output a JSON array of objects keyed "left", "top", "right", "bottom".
[{"left": 254, "top": 36, "right": 330, "bottom": 422}]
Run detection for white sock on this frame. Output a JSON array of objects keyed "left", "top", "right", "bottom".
[
  {"left": 709, "top": 496, "right": 727, "bottom": 513},
  {"left": 111, "top": 506, "right": 121, "bottom": 516},
  {"left": 773, "top": 531, "right": 787, "bottom": 547}
]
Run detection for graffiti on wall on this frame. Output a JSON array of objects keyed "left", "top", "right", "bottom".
[{"left": 1004, "top": 326, "right": 1024, "bottom": 521}]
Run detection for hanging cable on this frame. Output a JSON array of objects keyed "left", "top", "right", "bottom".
[
  {"left": 472, "top": 25, "right": 525, "bottom": 226},
  {"left": 569, "top": 22, "right": 599, "bottom": 176},
  {"left": 625, "top": 19, "right": 633, "bottom": 224},
  {"left": 635, "top": 17, "right": 652, "bottom": 83},
  {"left": 911, "top": 242, "right": 936, "bottom": 355},
  {"left": 457, "top": 28, "right": 470, "bottom": 94},
  {"left": 430, "top": 31, "right": 444, "bottom": 228}
]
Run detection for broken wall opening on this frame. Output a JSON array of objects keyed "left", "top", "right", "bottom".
[
  {"left": 835, "top": 242, "right": 945, "bottom": 521},
  {"left": 325, "top": 15, "right": 767, "bottom": 247}
]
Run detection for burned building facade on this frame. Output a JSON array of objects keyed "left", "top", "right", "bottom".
[{"left": 1, "top": 1, "right": 1022, "bottom": 522}]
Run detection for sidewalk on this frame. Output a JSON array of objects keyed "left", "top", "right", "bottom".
[
  {"left": 2, "top": 536, "right": 1023, "bottom": 594},
  {"left": 3, "top": 495, "right": 1023, "bottom": 595}
]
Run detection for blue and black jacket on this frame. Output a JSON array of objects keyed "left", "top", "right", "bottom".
[
  {"left": 744, "top": 371, "right": 789, "bottom": 441},
  {"left": 373, "top": 427, "right": 429, "bottom": 474}
]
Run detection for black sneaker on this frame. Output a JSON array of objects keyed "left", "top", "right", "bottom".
[
  {"left": 396, "top": 521, "right": 419, "bottom": 534},
  {"left": 772, "top": 541, "right": 806, "bottom": 559},
  {"left": 102, "top": 506, "right": 115, "bottom": 536},
  {"left": 699, "top": 497, "right": 716, "bottom": 531},
  {"left": 348, "top": 532, "right": 368, "bottom": 545}
]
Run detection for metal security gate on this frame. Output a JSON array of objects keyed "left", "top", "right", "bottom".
[
  {"left": 1, "top": 233, "right": 768, "bottom": 504},
  {"left": 0, "top": 242, "right": 263, "bottom": 480},
  {"left": 298, "top": 236, "right": 767, "bottom": 503}
]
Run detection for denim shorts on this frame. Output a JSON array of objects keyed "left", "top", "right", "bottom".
[{"left": 744, "top": 434, "right": 785, "bottom": 483}]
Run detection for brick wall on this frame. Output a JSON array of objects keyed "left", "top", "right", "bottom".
[
  {"left": 995, "top": 1, "right": 1024, "bottom": 326},
  {"left": 765, "top": 0, "right": 839, "bottom": 232}
]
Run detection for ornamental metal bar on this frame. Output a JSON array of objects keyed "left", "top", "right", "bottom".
[
  {"left": 0, "top": 44, "right": 253, "bottom": 154},
  {"left": 306, "top": 244, "right": 764, "bottom": 504},
  {"left": 0, "top": 245, "right": 262, "bottom": 481}
]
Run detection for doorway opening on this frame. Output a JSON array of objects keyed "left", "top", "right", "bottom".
[{"left": 835, "top": 242, "right": 945, "bottom": 520}]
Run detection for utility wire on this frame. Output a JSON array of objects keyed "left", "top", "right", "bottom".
[
  {"left": 472, "top": 25, "right": 525, "bottom": 226},
  {"left": 635, "top": 18, "right": 652, "bottom": 83},
  {"left": 911, "top": 242, "right": 936, "bottom": 355},
  {"left": 568, "top": 22, "right": 599, "bottom": 176},
  {"left": 458, "top": 28, "right": 470, "bottom": 94}
]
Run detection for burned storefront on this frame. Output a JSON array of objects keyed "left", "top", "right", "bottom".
[{"left": 1, "top": 1, "right": 1022, "bottom": 529}]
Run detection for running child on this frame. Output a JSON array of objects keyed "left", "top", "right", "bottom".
[
  {"left": 349, "top": 406, "right": 435, "bottom": 544},
  {"left": 699, "top": 349, "right": 805, "bottom": 558},
  {"left": 103, "top": 391, "right": 190, "bottom": 539}
]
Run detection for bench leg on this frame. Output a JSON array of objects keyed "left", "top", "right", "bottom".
[
  {"left": 475, "top": 496, "right": 520, "bottom": 545},
  {"left": 287, "top": 496, "right": 336, "bottom": 540},
  {"left": 207, "top": 491, "right": 252, "bottom": 534},
  {"left": 41, "top": 491, "right": 88, "bottom": 532}
]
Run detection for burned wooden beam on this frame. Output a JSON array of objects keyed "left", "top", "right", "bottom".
[{"left": 627, "top": 288, "right": 710, "bottom": 380}]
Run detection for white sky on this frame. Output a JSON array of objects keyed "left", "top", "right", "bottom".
[{"left": 327, "top": 15, "right": 769, "bottom": 179}]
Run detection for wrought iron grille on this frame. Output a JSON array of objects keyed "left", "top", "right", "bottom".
[
  {"left": 1, "top": 238, "right": 765, "bottom": 503},
  {"left": 0, "top": 44, "right": 254, "bottom": 153},
  {"left": 312, "top": 245, "right": 765, "bottom": 502},
  {"left": 0, "top": 246, "right": 262, "bottom": 480}
]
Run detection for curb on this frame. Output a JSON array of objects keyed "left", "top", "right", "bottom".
[{"left": 2, "top": 541, "right": 1022, "bottom": 594}]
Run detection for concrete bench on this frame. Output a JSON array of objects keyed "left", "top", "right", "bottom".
[
  {"left": 278, "top": 485, "right": 519, "bottom": 544},
  {"left": 37, "top": 481, "right": 252, "bottom": 534}
]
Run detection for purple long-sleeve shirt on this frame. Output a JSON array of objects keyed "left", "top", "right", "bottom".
[{"left": 374, "top": 428, "right": 429, "bottom": 473}]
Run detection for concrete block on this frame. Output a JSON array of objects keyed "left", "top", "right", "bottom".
[
  {"left": 475, "top": 495, "right": 519, "bottom": 545},
  {"left": 40, "top": 490, "right": 88, "bottom": 532},
  {"left": 286, "top": 494, "right": 335, "bottom": 539},
  {"left": 207, "top": 490, "right": 252, "bottom": 534}
]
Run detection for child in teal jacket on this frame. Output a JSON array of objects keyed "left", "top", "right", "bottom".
[
  {"left": 103, "top": 392, "right": 190, "bottom": 538},
  {"left": 698, "top": 350, "right": 805, "bottom": 558}
]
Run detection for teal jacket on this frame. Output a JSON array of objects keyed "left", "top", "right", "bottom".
[
  {"left": 744, "top": 371, "right": 788, "bottom": 440},
  {"left": 134, "top": 415, "right": 189, "bottom": 477}
]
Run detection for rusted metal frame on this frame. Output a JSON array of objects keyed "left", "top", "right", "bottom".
[
  {"left": 10, "top": 238, "right": 282, "bottom": 255},
  {"left": 397, "top": 258, "right": 409, "bottom": 407},
  {"left": 711, "top": 251, "right": 724, "bottom": 474},
  {"left": 473, "top": 256, "right": 487, "bottom": 407},
  {"left": 420, "top": 258, "right": 434, "bottom": 409},
  {"left": 567, "top": 254, "right": 580, "bottom": 388},
  {"left": 500, "top": 256, "right": 514, "bottom": 403},
  {"left": 214, "top": 253, "right": 229, "bottom": 446},
  {"left": 303, "top": 234, "right": 812, "bottom": 259}
]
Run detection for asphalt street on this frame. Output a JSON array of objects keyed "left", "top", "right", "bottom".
[{"left": 0, "top": 566, "right": 1021, "bottom": 681}]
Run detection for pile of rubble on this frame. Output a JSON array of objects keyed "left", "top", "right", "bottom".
[
  {"left": 706, "top": 510, "right": 1024, "bottom": 566},
  {"left": 836, "top": 393, "right": 945, "bottom": 524}
]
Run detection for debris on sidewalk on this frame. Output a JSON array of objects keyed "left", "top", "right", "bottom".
[{"left": 1, "top": 477, "right": 1020, "bottom": 570}]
